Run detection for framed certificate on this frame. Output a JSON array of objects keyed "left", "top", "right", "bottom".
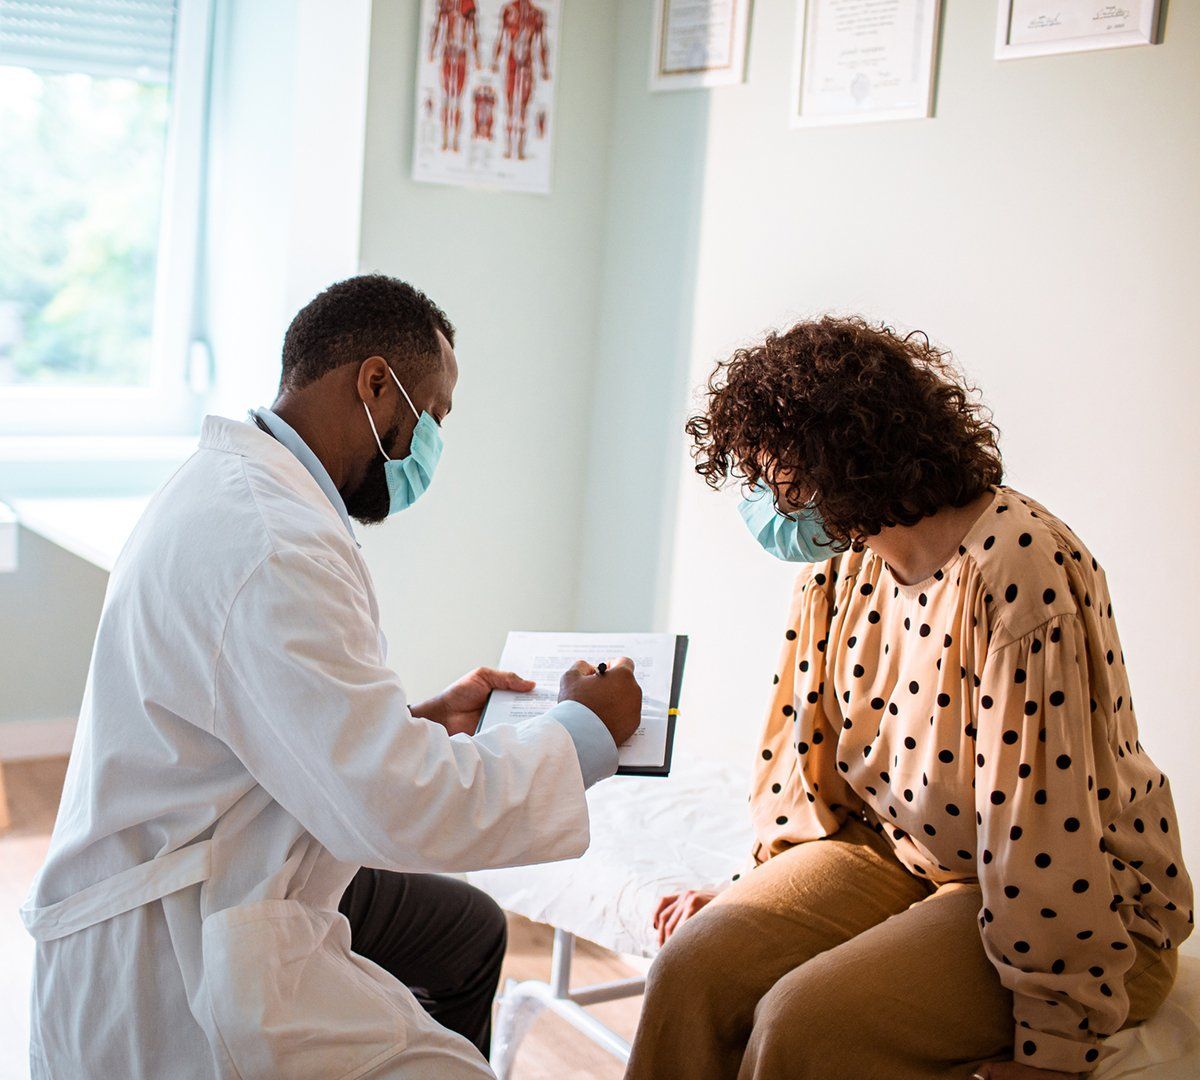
[
  {"left": 651, "top": 0, "right": 753, "bottom": 91},
  {"left": 791, "top": 0, "right": 941, "bottom": 128},
  {"left": 995, "top": 1, "right": 1163, "bottom": 60}
]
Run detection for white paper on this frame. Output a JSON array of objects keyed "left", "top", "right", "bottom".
[
  {"left": 793, "top": 0, "right": 939, "bottom": 127},
  {"left": 412, "top": 0, "right": 561, "bottom": 195},
  {"left": 479, "top": 631, "right": 678, "bottom": 770},
  {"left": 651, "top": 0, "right": 752, "bottom": 91}
]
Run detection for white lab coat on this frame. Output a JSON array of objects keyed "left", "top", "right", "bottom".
[{"left": 22, "top": 416, "right": 594, "bottom": 1079}]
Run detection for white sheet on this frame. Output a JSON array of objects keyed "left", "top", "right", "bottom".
[{"left": 468, "top": 758, "right": 1200, "bottom": 1074}]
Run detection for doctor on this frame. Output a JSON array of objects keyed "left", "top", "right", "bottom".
[{"left": 23, "top": 274, "right": 642, "bottom": 1078}]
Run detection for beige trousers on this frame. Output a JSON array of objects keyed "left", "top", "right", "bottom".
[{"left": 625, "top": 818, "right": 1178, "bottom": 1080}]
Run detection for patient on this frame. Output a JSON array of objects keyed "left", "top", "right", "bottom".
[{"left": 626, "top": 319, "right": 1193, "bottom": 1080}]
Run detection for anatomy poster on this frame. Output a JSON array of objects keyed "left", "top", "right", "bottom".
[{"left": 412, "top": 0, "right": 561, "bottom": 195}]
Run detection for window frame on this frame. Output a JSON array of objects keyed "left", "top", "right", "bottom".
[{"left": 0, "top": 0, "right": 214, "bottom": 437}]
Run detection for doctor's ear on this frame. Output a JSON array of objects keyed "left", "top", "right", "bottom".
[{"left": 357, "top": 356, "right": 394, "bottom": 400}]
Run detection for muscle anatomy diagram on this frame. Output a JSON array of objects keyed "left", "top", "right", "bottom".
[
  {"left": 492, "top": 0, "right": 550, "bottom": 161},
  {"left": 413, "top": 0, "right": 560, "bottom": 194}
]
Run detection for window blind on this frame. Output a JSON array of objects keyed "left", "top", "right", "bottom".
[{"left": 0, "top": 0, "right": 178, "bottom": 83}]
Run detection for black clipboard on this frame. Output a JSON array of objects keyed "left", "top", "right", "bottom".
[{"left": 616, "top": 634, "right": 688, "bottom": 778}]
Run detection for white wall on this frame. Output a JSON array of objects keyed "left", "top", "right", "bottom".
[
  {"left": 204, "top": 0, "right": 372, "bottom": 416},
  {"left": 357, "top": 0, "right": 619, "bottom": 699},
  {"left": 625, "top": 1, "right": 1199, "bottom": 947}
]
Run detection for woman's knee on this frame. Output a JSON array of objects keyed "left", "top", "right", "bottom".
[
  {"left": 645, "top": 907, "right": 743, "bottom": 1010},
  {"left": 744, "top": 966, "right": 845, "bottom": 1071}
]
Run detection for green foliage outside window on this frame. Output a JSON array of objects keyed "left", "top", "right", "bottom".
[{"left": 0, "top": 66, "right": 170, "bottom": 387}]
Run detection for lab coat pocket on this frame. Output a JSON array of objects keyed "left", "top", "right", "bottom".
[{"left": 202, "top": 899, "right": 406, "bottom": 1080}]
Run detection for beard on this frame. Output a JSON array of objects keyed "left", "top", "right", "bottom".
[{"left": 344, "top": 414, "right": 405, "bottom": 525}]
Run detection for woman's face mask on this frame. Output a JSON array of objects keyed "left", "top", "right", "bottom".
[{"left": 737, "top": 483, "right": 840, "bottom": 563}]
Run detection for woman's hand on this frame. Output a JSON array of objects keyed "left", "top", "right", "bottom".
[
  {"left": 971, "top": 1063, "right": 1083, "bottom": 1080},
  {"left": 652, "top": 889, "right": 717, "bottom": 948},
  {"left": 411, "top": 668, "right": 536, "bottom": 736}
]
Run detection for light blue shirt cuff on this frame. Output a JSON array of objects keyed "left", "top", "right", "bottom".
[{"left": 546, "top": 700, "right": 619, "bottom": 789}]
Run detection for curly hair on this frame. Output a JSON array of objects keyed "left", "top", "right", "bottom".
[
  {"left": 280, "top": 274, "right": 455, "bottom": 392},
  {"left": 685, "top": 316, "right": 1003, "bottom": 547}
]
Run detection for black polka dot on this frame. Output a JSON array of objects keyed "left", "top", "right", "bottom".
[
  {"left": 1003, "top": 729, "right": 1018, "bottom": 745},
  {"left": 1073, "top": 879, "right": 1090, "bottom": 894},
  {"left": 1035, "top": 852, "right": 1052, "bottom": 868},
  {"left": 860, "top": 583, "right": 873, "bottom": 595},
  {"left": 937, "top": 692, "right": 950, "bottom": 708},
  {"left": 1014, "top": 940, "right": 1031, "bottom": 953},
  {"left": 782, "top": 704, "right": 794, "bottom": 716},
  {"left": 1056, "top": 754, "right": 1072, "bottom": 769},
  {"left": 1018, "top": 533, "right": 1032, "bottom": 547},
  {"left": 991, "top": 790, "right": 1006, "bottom": 805},
  {"left": 870, "top": 697, "right": 885, "bottom": 710},
  {"left": 938, "top": 749, "right": 954, "bottom": 763},
  {"left": 904, "top": 736, "right": 916, "bottom": 750},
  {"left": 1034, "top": 788, "right": 1047, "bottom": 804},
  {"left": 1043, "top": 588, "right": 1056, "bottom": 604},
  {"left": 799, "top": 660, "right": 809, "bottom": 672},
  {"left": 1049, "top": 690, "right": 1065, "bottom": 707},
  {"left": 785, "top": 629, "right": 796, "bottom": 641},
  {"left": 1010, "top": 826, "right": 1023, "bottom": 841},
  {"left": 1004, "top": 885, "right": 1020, "bottom": 899},
  {"left": 868, "top": 611, "right": 880, "bottom": 624},
  {"left": 981, "top": 695, "right": 993, "bottom": 709},
  {"left": 776, "top": 815, "right": 788, "bottom": 826},
  {"left": 1041, "top": 908, "right": 1057, "bottom": 919},
  {"left": 909, "top": 681, "right": 920, "bottom": 694},
  {"left": 1014, "top": 668, "right": 1026, "bottom": 684},
  {"left": 984, "top": 535, "right": 996, "bottom": 550},
  {"left": 946, "top": 803, "right": 960, "bottom": 816},
  {"left": 762, "top": 749, "right": 773, "bottom": 760},
  {"left": 771, "top": 782, "right": 782, "bottom": 793},
  {"left": 1005, "top": 584, "right": 1019, "bottom": 602},
  {"left": 1064, "top": 817, "right": 1080, "bottom": 832}
]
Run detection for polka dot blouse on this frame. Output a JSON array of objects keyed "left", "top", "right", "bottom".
[{"left": 747, "top": 487, "right": 1193, "bottom": 1074}]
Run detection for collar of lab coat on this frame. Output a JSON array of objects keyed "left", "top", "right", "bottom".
[
  {"left": 249, "top": 407, "right": 358, "bottom": 544},
  {"left": 199, "top": 414, "right": 360, "bottom": 546}
]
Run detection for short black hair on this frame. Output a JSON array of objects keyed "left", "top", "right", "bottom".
[{"left": 280, "top": 274, "right": 455, "bottom": 391}]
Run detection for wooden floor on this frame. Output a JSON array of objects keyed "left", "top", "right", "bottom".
[{"left": 0, "top": 758, "right": 641, "bottom": 1080}]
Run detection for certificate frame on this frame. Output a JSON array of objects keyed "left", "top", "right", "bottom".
[
  {"left": 650, "top": 0, "right": 753, "bottom": 91},
  {"left": 791, "top": 0, "right": 942, "bottom": 129},
  {"left": 995, "top": 1, "right": 1163, "bottom": 60}
]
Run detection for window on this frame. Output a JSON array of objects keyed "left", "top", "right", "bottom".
[{"left": 0, "top": 0, "right": 212, "bottom": 435}]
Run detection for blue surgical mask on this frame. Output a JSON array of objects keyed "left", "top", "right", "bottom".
[
  {"left": 362, "top": 367, "right": 443, "bottom": 515},
  {"left": 738, "top": 483, "right": 841, "bottom": 562}
]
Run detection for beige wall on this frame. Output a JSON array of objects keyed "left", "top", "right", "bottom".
[{"left": 650, "top": 1, "right": 1199, "bottom": 949}]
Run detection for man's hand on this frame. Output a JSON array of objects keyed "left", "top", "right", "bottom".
[
  {"left": 558, "top": 657, "right": 641, "bottom": 748},
  {"left": 652, "top": 889, "right": 717, "bottom": 947},
  {"left": 412, "top": 667, "right": 535, "bottom": 737},
  {"left": 972, "top": 1063, "right": 1083, "bottom": 1080}
]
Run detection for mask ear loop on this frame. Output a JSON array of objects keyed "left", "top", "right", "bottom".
[
  {"left": 363, "top": 365, "right": 421, "bottom": 461},
  {"left": 388, "top": 366, "right": 420, "bottom": 421},
  {"left": 362, "top": 400, "right": 390, "bottom": 460}
]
